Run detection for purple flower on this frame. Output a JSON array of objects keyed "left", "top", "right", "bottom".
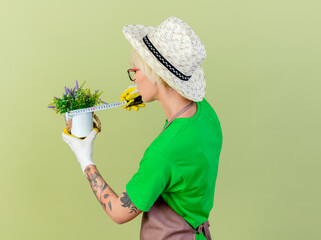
[
  {"left": 64, "top": 86, "right": 68, "bottom": 95},
  {"left": 48, "top": 106, "right": 55, "bottom": 108},
  {"left": 73, "top": 81, "right": 79, "bottom": 92}
]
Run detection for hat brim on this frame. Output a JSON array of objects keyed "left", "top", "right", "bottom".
[{"left": 122, "top": 24, "right": 205, "bottom": 102}]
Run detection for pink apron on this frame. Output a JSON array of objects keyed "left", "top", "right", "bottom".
[{"left": 140, "top": 102, "right": 212, "bottom": 240}]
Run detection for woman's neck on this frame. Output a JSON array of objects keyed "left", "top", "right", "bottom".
[{"left": 156, "top": 86, "right": 196, "bottom": 121}]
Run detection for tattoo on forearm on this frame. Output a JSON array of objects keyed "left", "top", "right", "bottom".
[
  {"left": 120, "top": 192, "right": 138, "bottom": 213},
  {"left": 85, "top": 166, "right": 117, "bottom": 213}
]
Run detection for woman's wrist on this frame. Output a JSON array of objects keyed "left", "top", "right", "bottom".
[{"left": 82, "top": 163, "right": 96, "bottom": 175}]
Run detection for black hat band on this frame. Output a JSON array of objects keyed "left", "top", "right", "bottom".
[{"left": 143, "top": 35, "right": 191, "bottom": 81}]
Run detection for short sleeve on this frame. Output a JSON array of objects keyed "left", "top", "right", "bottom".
[{"left": 125, "top": 150, "right": 173, "bottom": 212}]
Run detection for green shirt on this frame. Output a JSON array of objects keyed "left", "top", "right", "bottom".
[{"left": 126, "top": 98, "right": 223, "bottom": 239}]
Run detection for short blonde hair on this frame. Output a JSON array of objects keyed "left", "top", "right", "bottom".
[{"left": 130, "top": 48, "right": 169, "bottom": 87}]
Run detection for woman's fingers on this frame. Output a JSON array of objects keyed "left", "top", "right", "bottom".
[
  {"left": 65, "top": 119, "right": 72, "bottom": 134},
  {"left": 93, "top": 113, "right": 102, "bottom": 132}
]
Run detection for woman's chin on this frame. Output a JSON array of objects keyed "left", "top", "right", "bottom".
[
  {"left": 140, "top": 94, "right": 155, "bottom": 103},
  {"left": 141, "top": 95, "right": 149, "bottom": 103}
]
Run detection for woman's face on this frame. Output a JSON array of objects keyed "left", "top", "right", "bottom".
[{"left": 133, "top": 69, "right": 159, "bottom": 102}]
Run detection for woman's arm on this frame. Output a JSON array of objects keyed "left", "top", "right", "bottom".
[{"left": 84, "top": 165, "right": 142, "bottom": 224}]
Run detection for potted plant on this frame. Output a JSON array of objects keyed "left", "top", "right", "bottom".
[{"left": 48, "top": 81, "right": 106, "bottom": 138}]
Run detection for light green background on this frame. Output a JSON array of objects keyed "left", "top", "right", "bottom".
[{"left": 0, "top": 0, "right": 320, "bottom": 239}]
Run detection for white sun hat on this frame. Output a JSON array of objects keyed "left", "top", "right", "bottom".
[{"left": 122, "top": 17, "right": 207, "bottom": 102}]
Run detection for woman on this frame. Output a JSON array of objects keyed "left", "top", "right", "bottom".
[{"left": 62, "top": 17, "right": 223, "bottom": 240}]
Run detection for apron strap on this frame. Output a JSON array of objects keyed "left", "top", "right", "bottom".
[
  {"left": 160, "top": 101, "right": 194, "bottom": 135},
  {"left": 196, "top": 220, "right": 212, "bottom": 240}
]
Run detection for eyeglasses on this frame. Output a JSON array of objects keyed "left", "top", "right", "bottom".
[{"left": 127, "top": 68, "right": 139, "bottom": 81}]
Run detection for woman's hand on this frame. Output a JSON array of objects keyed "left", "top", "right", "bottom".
[
  {"left": 62, "top": 128, "right": 98, "bottom": 174},
  {"left": 62, "top": 112, "right": 101, "bottom": 174},
  {"left": 120, "top": 84, "right": 145, "bottom": 111}
]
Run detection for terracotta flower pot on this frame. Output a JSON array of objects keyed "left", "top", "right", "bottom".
[{"left": 65, "top": 112, "right": 93, "bottom": 138}]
